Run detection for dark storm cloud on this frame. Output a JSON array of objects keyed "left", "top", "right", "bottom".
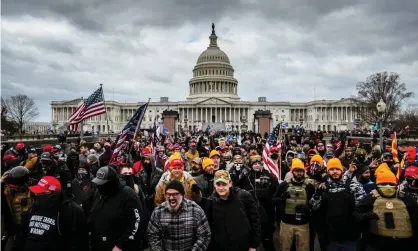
[
  {"left": 1, "top": 0, "right": 105, "bottom": 31},
  {"left": 36, "top": 39, "right": 80, "bottom": 55}
]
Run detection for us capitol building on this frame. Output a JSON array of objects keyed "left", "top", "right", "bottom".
[{"left": 51, "top": 24, "right": 366, "bottom": 135}]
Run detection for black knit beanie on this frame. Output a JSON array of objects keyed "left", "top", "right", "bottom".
[
  {"left": 355, "top": 164, "right": 369, "bottom": 176},
  {"left": 165, "top": 180, "right": 185, "bottom": 196}
]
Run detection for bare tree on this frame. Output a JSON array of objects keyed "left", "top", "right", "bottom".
[
  {"left": 351, "top": 72, "right": 414, "bottom": 125},
  {"left": 1, "top": 97, "right": 18, "bottom": 133},
  {"left": 4, "top": 94, "right": 39, "bottom": 133},
  {"left": 392, "top": 107, "right": 418, "bottom": 129}
]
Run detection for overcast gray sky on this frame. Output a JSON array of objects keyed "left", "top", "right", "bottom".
[{"left": 2, "top": 0, "right": 417, "bottom": 122}]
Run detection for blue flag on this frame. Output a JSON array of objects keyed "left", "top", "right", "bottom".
[{"left": 112, "top": 102, "right": 149, "bottom": 159}]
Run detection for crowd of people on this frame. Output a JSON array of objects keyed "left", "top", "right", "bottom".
[{"left": 1, "top": 129, "right": 418, "bottom": 251}]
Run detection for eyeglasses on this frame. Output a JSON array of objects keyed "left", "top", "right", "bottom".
[{"left": 165, "top": 192, "right": 180, "bottom": 198}]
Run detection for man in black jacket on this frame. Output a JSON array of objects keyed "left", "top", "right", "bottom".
[
  {"left": 204, "top": 170, "right": 261, "bottom": 251},
  {"left": 17, "top": 176, "right": 88, "bottom": 251},
  {"left": 89, "top": 166, "right": 144, "bottom": 251},
  {"left": 248, "top": 155, "right": 277, "bottom": 251},
  {"left": 34, "top": 152, "right": 72, "bottom": 196},
  {"left": 71, "top": 162, "right": 96, "bottom": 216},
  {"left": 137, "top": 154, "right": 162, "bottom": 214}
]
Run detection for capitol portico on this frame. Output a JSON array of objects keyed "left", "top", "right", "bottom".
[{"left": 51, "top": 24, "right": 367, "bottom": 135}]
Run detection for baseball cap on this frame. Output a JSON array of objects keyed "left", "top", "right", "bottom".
[
  {"left": 40, "top": 152, "right": 52, "bottom": 161},
  {"left": 170, "top": 159, "right": 184, "bottom": 168},
  {"left": 42, "top": 145, "right": 53, "bottom": 152},
  {"left": 324, "top": 151, "right": 334, "bottom": 158},
  {"left": 92, "top": 166, "right": 118, "bottom": 185},
  {"left": 405, "top": 166, "right": 418, "bottom": 177},
  {"left": 270, "top": 146, "right": 280, "bottom": 153},
  {"left": 29, "top": 176, "right": 61, "bottom": 194},
  {"left": 27, "top": 148, "right": 37, "bottom": 154},
  {"left": 214, "top": 170, "right": 231, "bottom": 184}
]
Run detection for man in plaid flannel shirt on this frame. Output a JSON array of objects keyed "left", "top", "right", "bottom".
[{"left": 147, "top": 180, "right": 211, "bottom": 251}]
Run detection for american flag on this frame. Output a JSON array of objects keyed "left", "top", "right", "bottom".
[
  {"left": 335, "top": 140, "right": 347, "bottom": 150},
  {"left": 67, "top": 87, "right": 106, "bottom": 131},
  {"left": 112, "top": 102, "right": 148, "bottom": 160},
  {"left": 262, "top": 124, "right": 281, "bottom": 181}
]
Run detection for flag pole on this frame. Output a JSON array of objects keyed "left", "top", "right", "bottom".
[
  {"left": 278, "top": 122, "right": 283, "bottom": 181},
  {"left": 80, "top": 96, "right": 84, "bottom": 141},
  {"left": 100, "top": 83, "right": 111, "bottom": 138}
]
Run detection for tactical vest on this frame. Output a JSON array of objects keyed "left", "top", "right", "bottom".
[
  {"left": 6, "top": 188, "right": 32, "bottom": 225},
  {"left": 370, "top": 190, "right": 413, "bottom": 238},
  {"left": 284, "top": 181, "right": 307, "bottom": 215}
]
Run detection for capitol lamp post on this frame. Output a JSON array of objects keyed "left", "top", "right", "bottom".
[
  {"left": 241, "top": 116, "right": 248, "bottom": 133},
  {"left": 299, "top": 117, "right": 304, "bottom": 132},
  {"left": 184, "top": 117, "right": 188, "bottom": 132},
  {"left": 376, "top": 99, "right": 387, "bottom": 151}
]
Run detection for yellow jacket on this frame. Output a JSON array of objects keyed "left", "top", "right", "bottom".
[
  {"left": 154, "top": 175, "right": 201, "bottom": 206},
  {"left": 24, "top": 156, "right": 38, "bottom": 170}
]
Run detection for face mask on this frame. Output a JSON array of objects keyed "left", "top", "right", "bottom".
[
  {"left": 36, "top": 193, "right": 61, "bottom": 208},
  {"left": 270, "top": 153, "right": 279, "bottom": 160},
  {"left": 78, "top": 173, "right": 90, "bottom": 181},
  {"left": 234, "top": 164, "right": 242, "bottom": 172},
  {"left": 378, "top": 185, "right": 397, "bottom": 197},
  {"left": 122, "top": 175, "right": 135, "bottom": 189},
  {"left": 97, "top": 180, "right": 119, "bottom": 197},
  {"left": 357, "top": 156, "right": 366, "bottom": 162},
  {"left": 309, "top": 163, "right": 322, "bottom": 176},
  {"left": 77, "top": 169, "right": 89, "bottom": 181},
  {"left": 359, "top": 175, "right": 370, "bottom": 184}
]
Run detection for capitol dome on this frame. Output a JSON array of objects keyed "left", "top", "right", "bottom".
[
  {"left": 187, "top": 23, "right": 239, "bottom": 101},
  {"left": 197, "top": 45, "right": 230, "bottom": 64}
]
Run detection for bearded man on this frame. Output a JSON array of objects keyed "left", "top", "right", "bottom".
[{"left": 147, "top": 180, "right": 211, "bottom": 251}]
